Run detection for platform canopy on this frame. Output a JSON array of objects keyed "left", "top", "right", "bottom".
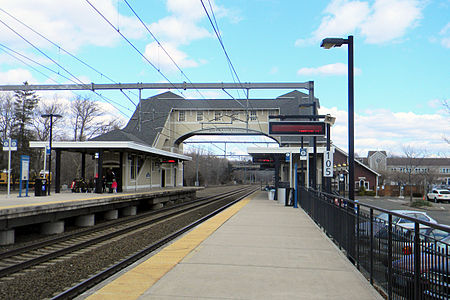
[{"left": 29, "top": 140, "right": 191, "bottom": 161}]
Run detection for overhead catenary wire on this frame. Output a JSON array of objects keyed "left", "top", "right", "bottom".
[
  {"left": 0, "top": 18, "right": 89, "bottom": 89},
  {"left": 84, "top": 0, "right": 206, "bottom": 138},
  {"left": 84, "top": 0, "right": 187, "bottom": 99},
  {"left": 0, "top": 17, "right": 132, "bottom": 116},
  {"left": 122, "top": 0, "right": 207, "bottom": 101},
  {"left": 200, "top": 0, "right": 264, "bottom": 134},
  {"left": 0, "top": 45, "right": 133, "bottom": 118},
  {"left": 200, "top": 0, "right": 245, "bottom": 97},
  {"left": 0, "top": 7, "right": 137, "bottom": 108}
]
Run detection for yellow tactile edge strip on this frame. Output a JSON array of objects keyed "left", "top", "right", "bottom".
[{"left": 86, "top": 193, "right": 255, "bottom": 300}]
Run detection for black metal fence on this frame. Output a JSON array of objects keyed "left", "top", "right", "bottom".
[{"left": 298, "top": 187, "right": 450, "bottom": 300}]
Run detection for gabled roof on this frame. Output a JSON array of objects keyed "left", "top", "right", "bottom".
[
  {"left": 91, "top": 90, "right": 319, "bottom": 147},
  {"left": 90, "top": 129, "right": 147, "bottom": 144},
  {"left": 368, "top": 150, "right": 387, "bottom": 158},
  {"left": 334, "top": 146, "right": 381, "bottom": 176}
]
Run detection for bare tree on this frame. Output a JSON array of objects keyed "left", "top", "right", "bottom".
[
  {"left": 402, "top": 145, "right": 426, "bottom": 203},
  {"left": 95, "top": 118, "right": 125, "bottom": 136},
  {"left": 70, "top": 95, "right": 103, "bottom": 141},
  {"left": 0, "top": 92, "right": 15, "bottom": 139},
  {"left": 33, "top": 95, "right": 66, "bottom": 141}
]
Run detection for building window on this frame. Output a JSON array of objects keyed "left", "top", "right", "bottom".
[
  {"left": 178, "top": 111, "right": 185, "bottom": 122},
  {"left": 130, "top": 156, "right": 136, "bottom": 179},
  {"left": 197, "top": 111, "right": 203, "bottom": 121},
  {"left": 250, "top": 111, "right": 257, "bottom": 121},
  {"left": 214, "top": 111, "right": 222, "bottom": 121}
]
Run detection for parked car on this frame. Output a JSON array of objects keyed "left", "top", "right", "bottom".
[
  {"left": 427, "top": 189, "right": 450, "bottom": 203},
  {"left": 359, "top": 210, "right": 438, "bottom": 239},
  {"left": 375, "top": 227, "right": 450, "bottom": 265},
  {"left": 391, "top": 235, "right": 450, "bottom": 297},
  {"left": 423, "top": 263, "right": 449, "bottom": 299}
]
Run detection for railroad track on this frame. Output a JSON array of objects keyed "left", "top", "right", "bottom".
[
  {"left": 0, "top": 186, "right": 257, "bottom": 299},
  {"left": 0, "top": 186, "right": 255, "bottom": 279}
]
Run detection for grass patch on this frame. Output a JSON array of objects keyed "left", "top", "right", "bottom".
[{"left": 410, "top": 199, "right": 433, "bottom": 208}]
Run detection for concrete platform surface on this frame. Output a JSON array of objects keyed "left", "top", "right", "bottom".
[
  {"left": 0, "top": 187, "right": 194, "bottom": 210},
  {"left": 85, "top": 191, "right": 383, "bottom": 300}
]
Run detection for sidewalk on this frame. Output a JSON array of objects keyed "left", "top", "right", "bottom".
[{"left": 90, "top": 191, "right": 382, "bottom": 299}]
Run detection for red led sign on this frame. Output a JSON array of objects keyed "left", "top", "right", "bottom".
[
  {"left": 269, "top": 121, "right": 326, "bottom": 136},
  {"left": 253, "top": 157, "right": 274, "bottom": 164},
  {"left": 161, "top": 159, "right": 176, "bottom": 163}
]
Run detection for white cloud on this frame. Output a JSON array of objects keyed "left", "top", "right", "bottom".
[
  {"left": 360, "top": 0, "right": 422, "bottom": 44},
  {"left": 145, "top": 0, "right": 235, "bottom": 72},
  {"left": 439, "top": 22, "right": 450, "bottom": 48},
  {"left": 319, "top": 106, "right": 449, "bottom": 156},
  {"left": 297, "top": 63, "right": 362, "bottom": 76},
  {"left": 0, "top": 0, "right": 147, "bottom": 52},
  {"left": 0, "top": 68, "right": 35, "bottom": 84},
  {"left": 314, "top": 0, "right": 370, "bottom": 40},
  {"left": 144, "top": 42, "right": 202, "bottom": 73},
  {"left": 296, "top": 0, "right": 423, "bottom": 46},
  {"left": 150, "top": 16, "right": 211, "bottom": 46}
]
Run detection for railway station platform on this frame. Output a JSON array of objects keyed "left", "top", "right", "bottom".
[
  {"left": 0, "top": 187, "right": 200, "bottom": 245},
  {"left": 83, "top": 191, "right": 383, "bottom": 300}
]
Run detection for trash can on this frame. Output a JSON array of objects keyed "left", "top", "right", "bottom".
[
  {"left": 268, "top": 189, "right": 275, "bottom": 200},
  {"left": 277, "top": 182, "right": 290, "bottom": 205},
  {"left": 35, "top": 178, "right": 47, "bottom": 196},
  {"left": 277, "top": 188, "right": 286, "bottom": 205}
]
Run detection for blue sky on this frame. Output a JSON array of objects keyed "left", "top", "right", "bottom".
[{"left": 0, "top": 0, "right": 448, "bottom": 157}]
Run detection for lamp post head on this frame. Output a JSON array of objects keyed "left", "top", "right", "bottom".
[
  {"left": 320, "top": 37, "right": 348, "bottom": 49},
  {"left": 324, "top": 114, "right": 336, "bottom": 125},
  {"left": 41, "top": 113, "right": 62, "bottom": 119}
]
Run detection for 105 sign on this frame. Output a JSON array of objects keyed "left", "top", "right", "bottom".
[{"left": 323, "top": 150, "right": 333, "bottom": 177}]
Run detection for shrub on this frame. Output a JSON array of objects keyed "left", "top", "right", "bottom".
[
  {"left": 365, "top": 191, "right": 376, "bottom": 196},
  {"left": 412, "top": 192, "right": 423, "bottom": 198},
  {"left": 410, "top": 200, "right": 432, "bottom": 208},
  {"left": 358, "top": 186, "right": 366, "bottom": 196}
]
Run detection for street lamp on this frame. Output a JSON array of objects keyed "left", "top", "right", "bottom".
[
  {"left": 41, "top": 113, "right": 62, "bottom": 195},
  {"left": 321, "top": 35, "right": 355, "bottom": 203}
]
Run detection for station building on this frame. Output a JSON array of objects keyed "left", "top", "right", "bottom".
[{"left": 29, "top": 89, "right": 379, "bottom": 195}]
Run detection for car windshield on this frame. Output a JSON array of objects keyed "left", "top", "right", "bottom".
[
  {"left": 429, "top": 229, "right": 450, "bottom": 241},
  {"left": 377, "top": 213, "right": 400, "bottom": 223},
  {"left": 414, "top": 214, "right": 430, "bottom": 222}
]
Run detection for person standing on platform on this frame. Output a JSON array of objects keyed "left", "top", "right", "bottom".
[{"left": 111, "top": 179, "right": 117, "bottom": 193}]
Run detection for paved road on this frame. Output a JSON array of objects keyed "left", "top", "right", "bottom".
[{"left": 356, "top": 196, "right": 450, "bottom": 226}]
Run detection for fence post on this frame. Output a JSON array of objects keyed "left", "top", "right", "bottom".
[
  {"left": 414, "top": 222, "right": 420, "bottom": 300},
  {"left": 388, "top": 214, "right": 393, "bottom": 299},
  {"left": 370, "top": 208, "right": 374, "bottom": 285},
  {"left": 356, "top": 202, "right": 360, "bottom": 270}
]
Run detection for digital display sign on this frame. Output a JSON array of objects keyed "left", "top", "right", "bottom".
[
  {"left": 252, "top": 157, "right": 274, "bottom": 164},
  {"left": 161, "top": 159, "right": 177, "bottom": 163},
  {"left": 269, "top": 121, "right": 326, "bottom": 136}
]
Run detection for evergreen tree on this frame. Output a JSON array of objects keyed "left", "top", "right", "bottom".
[{"left": 11, "top": 82, "right": 40, "bottom": 175}]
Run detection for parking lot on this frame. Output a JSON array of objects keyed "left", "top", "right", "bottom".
[{"left": 356, "top": 196, "right": 450, "bottom": 225}]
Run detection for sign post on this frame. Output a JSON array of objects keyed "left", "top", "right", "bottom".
[
  {"left": 323, "top": 150, "right": 334, "bottom": 178},
  {"left": 19, "top": 155, "right": 30, "bottom": 197},
  {"left": 2, "top": 138, "right": 17, "bottom": 197},
  {"left": 299, "top": 148, "right": 307, "bottom": 160}
]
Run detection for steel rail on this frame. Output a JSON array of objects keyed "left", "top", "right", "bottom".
[
  {"left": 0, "top": 186, "right": 254, "bottom": 277},
  {"left": 51, "top": 188, "right": 257, "bottom": 300},
  {"left": 0, "top": 187, "right": 249, "bottom": 261}
]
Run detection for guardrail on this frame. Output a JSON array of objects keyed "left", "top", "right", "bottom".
[{"left": 298, "top": 187, "right": 450, "bottom": 300}]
